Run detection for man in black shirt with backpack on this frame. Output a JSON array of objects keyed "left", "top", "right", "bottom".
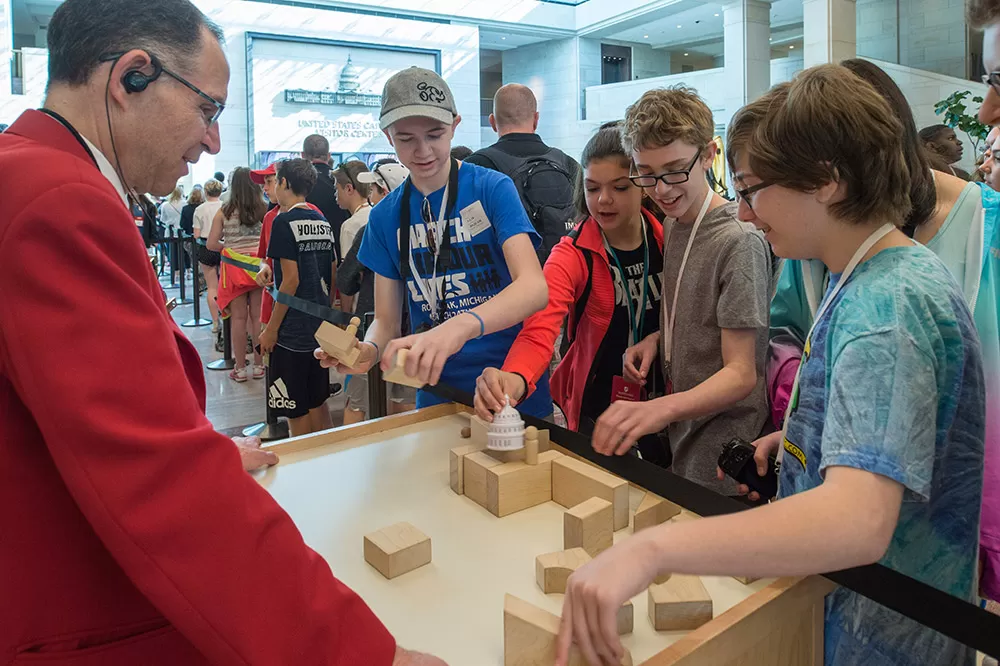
[{"left": 467, "top": 83, "right": 581, "bottom": 263}]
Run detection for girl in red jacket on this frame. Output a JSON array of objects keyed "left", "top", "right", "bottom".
[{"left": 474, "top": 122, "right": 671, "bottom": 466}]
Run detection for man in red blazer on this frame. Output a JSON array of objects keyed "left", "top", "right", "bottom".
[{"left": 0, "top": 1, "right": 445, "bottom": 664}]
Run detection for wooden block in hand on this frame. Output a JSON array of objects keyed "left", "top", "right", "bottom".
[
  {"left": 633, "top": 492, "right": 682, "bottom": 533},
  {"left": 563, "top": 497, "right": 613, "bottom": 557},
  {"left": 449, "top": 444, "right": 481, "bottom": 495},
  {"left": 647, "top": 575, "right": 713, "bottom": 631},
  {"left": 504, "top": 594, "right": 633, "bottom": 666},
  {"left": 314, "top": 317, "right": 362, "bottom": 366},
  {"left": 363, "top": 522, "right": 431, "bottom": 579},
  {"left": 486, "top": 450, "right": 561, "bottom": 517},
  {"left": 535, "top": 548, "right": 591, "bottom": 594},
  {"left": 464, "top": 451, "right": 504, "bottom": 509},
  {"left": 552, "top": 456, "right": 629, "bottom": 530},
  {"left": 617, "top": 601, "right": 634, "bottom": 636},
  {"left": 382, "top": 349, "right": 424, "bottom": 388}
]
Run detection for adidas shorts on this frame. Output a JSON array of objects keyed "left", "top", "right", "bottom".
[{"left": 267, "top": 346, "right": 329, "bottom": 419}]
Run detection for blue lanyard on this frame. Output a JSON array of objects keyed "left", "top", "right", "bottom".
[{"left": 602, "top": 222, "right": 650, "bottom": 346}]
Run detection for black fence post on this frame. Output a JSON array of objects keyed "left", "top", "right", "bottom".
[
  {"left": 206, "top": 317, "right": 235, "bottom": 371},
  {"left": 182, "top": 236, "right": 211, "bottom": 327},
  {"left": 242, "top": 352, "right": 289, "bottom": 441}
]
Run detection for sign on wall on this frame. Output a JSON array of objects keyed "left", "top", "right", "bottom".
[{"left": 250, "top": 37, "right": 437, "bottom": 160}]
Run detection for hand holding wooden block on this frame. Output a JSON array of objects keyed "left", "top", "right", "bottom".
[
  {"left": 382, "top": 349, "right": 424, "bottom": 388},
  {"left": 314, "top": 316, "right": 363, "bottom": 368},
  {"left": 647, "top": 575, "right": 713, "bottom": 631},
  {"left": 504, "top": 594, "right": 633, "bottom": 666},
  {"left": 363, "top": 522, "right": 431, "bottom": 579},
  {"left": 563, "top": 497, "right": 613, "bottom": 557}
]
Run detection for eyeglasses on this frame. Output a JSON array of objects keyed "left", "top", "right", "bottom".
[
  {"left": 734, "top": 180, "right": 773, "bottom": 211},
  {"left": 101, "top": 51, "right": 226, "bottom": 127},
  {"left": 629, "top": 148, "right": 703, "bottom": 188},
  {"left": 982, "top": 71, "right": 1000, "bottom": 96}
]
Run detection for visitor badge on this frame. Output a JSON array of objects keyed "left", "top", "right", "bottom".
[
  {"left": 460, "top": 201, "right": 492, "bottom": 236},
  {"left": 611, "top": 375, "right": 646, "bottom": 403}
]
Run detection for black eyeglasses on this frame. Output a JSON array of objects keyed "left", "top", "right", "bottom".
[
  {"left": 101, "top": 51, "right": 226, "bottom": 127},
  {"left": 629, "top": 148, "right": 703, "bottom": 188},
  {"left": 734, "top": 180, "right": 773, "bottom": 210},
  {"left": 983, "top": 72, "right": 1000, "bottom": 96}
]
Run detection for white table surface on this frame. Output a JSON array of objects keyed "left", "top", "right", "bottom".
[{"left": 256, "top": 413, "right": 771, "bottom": 665}]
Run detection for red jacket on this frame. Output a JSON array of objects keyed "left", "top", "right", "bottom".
[
  {"left": 0, "top": 111, "right": 395, "bottom": 665},
  {"left": 502, "top": 210, "right": 663, "bottom": 430}
]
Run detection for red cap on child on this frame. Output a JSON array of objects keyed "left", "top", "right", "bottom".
[{"left": 249, "top": 163, "right": 277, "bottom": 185}]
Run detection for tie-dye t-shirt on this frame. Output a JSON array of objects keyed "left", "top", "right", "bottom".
[{"left": 780, "top": 244, "right": 985, "bottom": 666}]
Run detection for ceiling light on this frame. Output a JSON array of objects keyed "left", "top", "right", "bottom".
[
  {"left": 789, "top": 45, "right": 794, "bottom": 49},
  {"left": 677, "top": 24, "right": 682, "bottom": 28},
  {"left": 501, "top": 36, "right": 506, "bottom": 40},
  {"left": 644, "top": 34, "right": 649, "bottom": 38},
  {"left": 714, "top": 12, "right": 719, "bottom": 16},
  {"left": 684, "top": 52, "right": 689, "bottom": 56}
]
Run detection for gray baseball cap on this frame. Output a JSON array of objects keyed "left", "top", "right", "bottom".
[{"left": 379, "top": 67, "right": 458, "bottom": 130}]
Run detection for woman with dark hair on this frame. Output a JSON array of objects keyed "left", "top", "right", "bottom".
[
  {"left": 767, "top": 59, "right": 1000, "bottom": 604},
  {"left": 208, "top": 167, "right": 268, "bottom": 382},
  {"left": 920, "top": 123, "right": 972, "bottom": 180},
  {"left": 472, "top": 123, "right": 671, "bottom": 465}
]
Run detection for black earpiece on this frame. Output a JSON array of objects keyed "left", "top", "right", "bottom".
[{"left": 99, "top": 52, "right": 162, "bottom": 94}]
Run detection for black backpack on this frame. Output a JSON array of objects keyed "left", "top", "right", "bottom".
[{"left": 476, "top": 145, "right": 577, "bottom": 264}]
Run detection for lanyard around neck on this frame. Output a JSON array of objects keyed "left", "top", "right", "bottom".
[
  {"left": 400, "top": 158, "right": 460, "bottom": 325},
  {"left": 778, "top": 222, "right": 897, "bottom": 456},
  {"left": 602, "top": 218, "right": 650, "bottom": 346},
  {"left": 662, "top": 189, "right": 715, "bottom": 366}
]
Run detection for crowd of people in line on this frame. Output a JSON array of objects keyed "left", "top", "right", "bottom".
[{"left": 5, "top": 0, "right": 1000, "bottom": 663}]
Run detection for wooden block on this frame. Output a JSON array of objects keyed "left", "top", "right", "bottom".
[
  {"left": 464, "top": 451, "right": 504, "bottom": 509},
  {"left": 563, "top": 497, "right": 613, "bottom": 557},
  {"left": 504, "top": 594, "right": 632, "bottom": 666},
  {"left": 469, "top": 414, "right": 489, "bottom": 448},
  {"left": 449, "top": 444, "right": 480, "bottom": 494},
  {"left": 314, "top": 317, "right": 362, "bottom": 367},
  {"left": 525, "top": 426, "right": 539, "bottom": 465},
  {"left": 654, "top": 571, "right": 672, "bottom": 585},
  {"left": 382, "top": 349, "right": 424, "bottom": 388},
  {"left": 552, "top": 456, "right": 629, "bottom": 530},
  {"left": 460, "top": 426, "right": 471, "bottom": 439},
  {"left": 486, "top": 450, "right": 561, "bottom": 517},
  {"left": 363, "top": 522, "right": 431, "bottom": 579},
  {"left": 535, "top": 548, "right": 591, "bottom": 594},
  {"left": 733, "top": 575, "right": 761, "bottom": 585},
  {"left": 537, "top": 429, "right": 551, "bottom": 453},
  {"left": 647, "top": 575, "right": 713, "bottom": 631},
  {"left": 487, "top": 447, "right": 526, "bottom": 463},
  {"left": 617, "top": 601, "right": 634, "bottom": 636},
  {"left": 632, "top": 492, "right": 682, "bottom": 533}
]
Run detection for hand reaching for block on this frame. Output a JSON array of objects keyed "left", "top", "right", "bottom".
[{"left": 314, "top": 317, "right": 375, "bottom": 374}]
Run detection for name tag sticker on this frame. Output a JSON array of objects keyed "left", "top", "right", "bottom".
[{"left": 461, "top": 201, "right": 492, "bottom": 236}]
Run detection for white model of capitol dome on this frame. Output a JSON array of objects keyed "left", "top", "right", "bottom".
[{"left": 487, "top": 397, "right": 525, "bottom": 451}]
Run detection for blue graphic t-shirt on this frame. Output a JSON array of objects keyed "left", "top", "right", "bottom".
[
  {"left": 780, "top": 244, "right": 984, "bottom": 666},
  {"left": 268, "top": 207, "right": 335, "bottom": 353},
  {"left": 359, "top": 161, "right": 552, "bottom": 416}
]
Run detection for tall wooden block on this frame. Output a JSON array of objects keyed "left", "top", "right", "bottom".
[
  {"left": 486, "top": 450, "right": 561, "bottom": 517},
  {"left": 449, "top": 444, "right": 481, "bottom": 495},
  {"left": 537, "top": 429, "right": 551, "bottom": 453},
  {"left": 647, "top": 575, "right": 713, "bottom": 631},
  {"left": 363, "top": 522, "right": 431, "bottom": 579},
  {"left": 382, "top": 349, "right": 424, "bottom": 388},
  {"left": 469, "top": 413, "right": 490, "bottom": 448},
  {"left": 504, "top": 594, "right": 632, "bottom": 666},
  {"left": 535, "top": 548, "right": 591, "bottom": 594},
  {"left": 563, "top": 497, "right": 613, "bottom": 557},
  {"left": 617, "top": 601, "right": 634, "bottom": 636},
  {"left": 552, "top": 456, "right": 629, "bottom": 530},
  {"left": 464, "top": 451, "right": 504, "bottom": 509},
  {"left": 633, "top": 492, "right": 682, "bottom": 533}
]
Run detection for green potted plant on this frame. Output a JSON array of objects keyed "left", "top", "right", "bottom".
[{"left": 934, "top": 90, "right": 990, "bottom": 156}]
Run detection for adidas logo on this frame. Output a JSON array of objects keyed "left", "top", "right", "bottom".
[{"left": 268, "top": 378, "right": 297, "bottom": 410}]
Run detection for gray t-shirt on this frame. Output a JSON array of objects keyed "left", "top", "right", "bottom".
[{"left": 660, "top": 202, "right": 776, "bottom": 493}]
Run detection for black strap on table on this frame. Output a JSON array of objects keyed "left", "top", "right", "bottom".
[
  {"left": 218, "top": 253, "right": 354, "bottom": 327},
  {"left": 398, "top": 157, "right": 460, "bottom": 326},
  {"left": 423, "top": 382, "right": 1000, "bottom": 659}
]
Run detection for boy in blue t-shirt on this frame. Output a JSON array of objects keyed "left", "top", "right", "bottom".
[
  {"left": 324, "top": 66, "right": 552, "bottom": 416},
  {"left": 258, "top": 159, "right": 337, "bottom": 436},
  {"left": 553, "top": 67, "right": 985, "bottom": 666}
]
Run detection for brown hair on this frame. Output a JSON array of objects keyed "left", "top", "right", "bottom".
[
  {"left": 575, "top": 121, "right": 634, "bottom": 220},
  {"left": 222, "top": 167, "right": 267, "bottom": 229},
  {"left": 727, "top": 65, "right": 911, "bottom": 226},
  {"left": 187, "top": 187, "right": 204, "bottom": 206},
  {"left": 968, "top": 0, "right": 1000, "bottom": 28},
  {"left": 840, "top": 59, "right": 936, "bottom": 235},
  {"left": 333, "top": 160, "right": 371, "bottom": 198},
  {"left": 620, "top": 86, "right": 714, "bottom": 155},
  {"left": 203, "top": 178, "right": 223, "bottom": 198},
  {"left": 276, "top": 158, "right": 317, "bottom": 196}
]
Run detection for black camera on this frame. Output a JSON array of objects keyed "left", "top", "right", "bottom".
[{"left": 718, "top": 438, "right": 779, "bottom": 500}]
